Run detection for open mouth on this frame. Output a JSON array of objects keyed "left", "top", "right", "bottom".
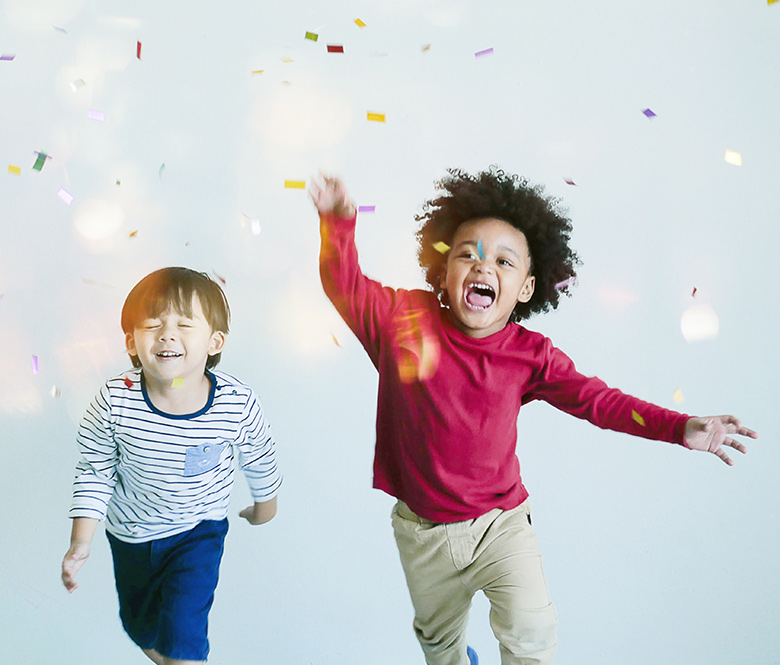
[{"left": 464, "top": 282, "right": 496, "bottom": 310}]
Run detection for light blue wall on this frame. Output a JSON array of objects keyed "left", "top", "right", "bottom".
[{"left": 1, "top": 1, "right": 777, "bottom": 663}]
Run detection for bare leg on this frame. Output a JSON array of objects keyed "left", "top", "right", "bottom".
[{"left": 143, "top": 649, "right": 165, "bottom": 665}]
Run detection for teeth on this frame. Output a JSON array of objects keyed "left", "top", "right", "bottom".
[
  {"left": 468, "top": 282, "right": 495, "bottom": 295},
  {"left": 157, "top": 351, "right": 181, "bottom": 357}
]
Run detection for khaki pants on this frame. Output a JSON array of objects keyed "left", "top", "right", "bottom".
[{"left": 392, "top": 500, "right": 557, "bottom": 665}]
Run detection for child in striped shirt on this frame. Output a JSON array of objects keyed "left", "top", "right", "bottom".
[{"left": 62, "top": 267, "right": 281, "bottom": 665}]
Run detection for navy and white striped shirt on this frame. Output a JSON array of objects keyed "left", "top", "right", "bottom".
[{"left": 69, "top": 368, "right": 281, "bottom": 543}]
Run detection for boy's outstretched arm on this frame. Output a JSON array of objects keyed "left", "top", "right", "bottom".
[
  {"left": 309, "top": 173, "right": 356, "bottom": 218},
  {"left": 239, "top": 496, "right": 277, "bottom": 525},
  {"left": 62, "top": 517, "right": 99, "bottom": 593},
  {"left": 684, "top": 415, "right": 758, "bottom": 465}
]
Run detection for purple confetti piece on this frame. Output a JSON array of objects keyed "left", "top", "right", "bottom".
[
  {"left": 88, "top": 109, "right": 106, "bottom": 122},
  {"left": 32, "top": 355, "right": 40, "bottom": 375},
  {"left": 475, "top": 48, "right": 494, "bottom": 58},
  {"left": 57, "top": 187, "right": 74, "bottom": 205},
  {"left": 0, "top": 54, "right": 16, "bottom": 62},
  {"left": 554, "top": 276, "right": 576, "bottom": 291},
  {"left": 642, "top": 108, "right": 657, "bottom": 118},
  {"left": 358, "top": 205, "right": 376, "bottom": 213}
]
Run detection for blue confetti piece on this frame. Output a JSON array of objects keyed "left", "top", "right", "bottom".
[{"left": 477, "top": 240, "right": 485, "bottom": 259}]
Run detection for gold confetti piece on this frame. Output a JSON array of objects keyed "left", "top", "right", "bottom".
[
  {"left": 422, "top": 44, "right": 431, "bottom": 52},
  {"left": 355, "top": 18, "right": 366, "bottom": 27},
  {"left": 305, "top": 31, "right": 319, "bottom": 41},
  {"left": 770, "top": 0, "right": 779, "bottom": 5},
  {"left": 171, "top": 377, "right": 184, "bottom": 388},
  {"left": 281, "top": 57, "right": 294, "bottom": 63},
  {"left": 129, "top": 230, "right": 138, "bottom": 238},
  {"left": 331, "top": 332, "right": 341, "bottom": 347},
  {"left": 631, "top": 410, "right": 646, "bottom": 427},
  {"left": 367, "top": 112, "right": 386, "bottom": 122},
  {"left": 724, "top": 150, "right": 743, "bottom": 166},
  {"left": 8, "top": 165, "right": 21, "bottom": 175},
  {"left": 284, "top": 180, "right": 306, "bottom": 189},
  {"left": 433, "top": 241, "right": 450, "bottom": 254},
  {"left": 251, "top": 69, "right": 264, "bottom": 75},
  {"left": 673, "top": 388, "right": 685, "bottom": 404}
]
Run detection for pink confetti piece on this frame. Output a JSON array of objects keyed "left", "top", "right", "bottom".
[
  {"left": 0, "top": 54, "right": 16, "bottom": 62},
  {"left": 554, "top": 276, "right": 576, "bottom": 291},
  {"left": 57, "top": 187, "right": 74, "bottom": 205},
  {"left": 475, "top": 48, "right": 494, "bottom": 58},
  {"left": 136, "top": 41, "right": 142, "bottom": 59},
  {"left": 564, "top": 178, "right": 576, "bottom": 186},
  {"left": 124, "top": 376, "right": 134, "bottom": 389},
  {"left": 327, "top": 44, "right": 344, "bottom": 53},
  {"left": 32, "top": 355, "right": 40, "bottom": 375},
  {"left": 358, "top": 205, "right": 376, "bottom": 213},
  {"left": 88, "top": 109, "right": 106, "bottom": 122},
  {"left": 642, "top": 108, "right": 657, "bottom": 118}
]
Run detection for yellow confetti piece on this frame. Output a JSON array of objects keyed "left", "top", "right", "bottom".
[
  {"left": 432, "top": 241, "right": 450, "bottom": 254},
  {"left": 631, "top": 410, "right": 646, "bottom": 427},
  {"left": 251, "top": 69, "right": 264, "bottom": 75},
  {"left": 355, "top": 18, "right": 366, "bottom": 27},
  {"left": 673, "top": 388, "right": 685, "bottom": 404},
  {"left": 422, "top": 44, "right": 432, "bottom": 52},
  {"left": 367, "top": 112, "right": 386, "bottom": 123},
  {"left": 281, "top": 57, "right": 295, "bottom": 63},
  {"left": 724, "top": 149, "right": 743, "bottom": 166},
  {"left": 8, "top": 165, "right": 21, "bottom": 175},
  {"left": 171, "top": 377, "right": 184, "bottom": 388},
  {"left": 284, "top": 180, "right": 306, "bottom": 189},
  {"left": 770, "top": 0, "right": 779, "bottom": 5},
  {"left": 331, "top": 332, "right": 341, "bottom": 347}
]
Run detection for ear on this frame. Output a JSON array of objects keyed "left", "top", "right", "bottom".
[
  {"left": 517, "top": 275, "right": 535, "bottom": 304},
  {"left": 125, "top": 332, "right": 138, "bottom": 358},
  {"left": 208, "top": 331, "right": 226, "bottom": 356},
  {"left": 439, "top": 264, "right": 448, "bottom": 290}
]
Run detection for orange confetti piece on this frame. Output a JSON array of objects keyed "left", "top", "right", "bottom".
[
  {"left": 432, "top": 241, "right": 450, "bottom": 254},
  {"left": 284, "top": 180, "right": 306, "bottom": 189},
  {"left": 8, "top": 165, "right": 21, "bottom": 175},
  {"left": 355, "top": 18, "right": 366, "bottom": 27},
  {"left": 631, "top": 410, "right": 646, "bottom": 427},
  {"left": 367, "top": 112, "right": 385, "bottom": 123},
  {"left": 129, "top": 230, "right": 138, "bottom": 238}
]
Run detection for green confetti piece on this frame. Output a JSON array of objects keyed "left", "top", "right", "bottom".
[
  {"left": 305, "top": 31, "right": 318, "bottom": 41},
  {"left": 32, "top": 152, "right": 48, "bottom": 171}
]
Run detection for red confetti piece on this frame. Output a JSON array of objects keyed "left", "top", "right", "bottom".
[
  {"left": 691, "top": 287, "right": 697, "bottom": 298},
  {"left": 327, "top": 45, "right": 344, "bottom": 53},
  {"left": 564, "top": 178, "right": 576, "bottom": 186},
  {"left": 136, "top": 41, "right": 142, "bottom": 59},
  {"left": 213, "top": 271, "right": 226, "bottom": 285},
  {"left": 124, "top": 376, "right": 133, "bottom": 389}
]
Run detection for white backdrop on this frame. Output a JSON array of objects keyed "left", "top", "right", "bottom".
[{"left": 1, "top": 1, "right": 778, "bottom": 664}]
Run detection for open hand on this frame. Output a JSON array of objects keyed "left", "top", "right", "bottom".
[
  {"left": 62, "top": 543, "right": 90, "bottom": 593},
  {"left": 684, "top": 415, "right": 758, "bottom": 465},
  {"left": 309, "top": 174, "right": 355, "bottom": 218}
]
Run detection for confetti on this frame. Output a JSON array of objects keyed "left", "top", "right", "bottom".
[
  {"left": 213, "top": 271, "right": 226, "bottom": 285},
  {"left": 51, "top": 385, "right": 61, "bottom": 398},
  {"left": 136, "top": 41, "right": 142, "bottom": 59},
  {"left": 124, "top": 376, "right": 134, "bottom": 389},
  {"left": 433, "top": 241, "right": 450, "bottom": 254},
  {"left": 57, "top": 187, "right": 74, "bottom": 205},
  {"left": 159, "top": 163, "right": 166, "bottom": 178},
  {"left": 354, "top": 18, "right": 366, "bottom": 27},
  {"left": 327, "top": 44, "right": 344, "bottom": 53},
  {"left": 477, "top": 240, "right": 485, "bottom": 259},
  {"left": 281, "top": 57, "right": 294, "bottom": 63},
  {"left": 642, "top": 108, "right": 657, "bottom": 118},
  {"left": 251, "top": 69, "right": 264, "bottom": 75},
  {"left": 0, "top": 54, "right": 15, "bottom": 62},
  {"left": 116, "top": 179, "right": 121, "bottom": 186},
  {"left": 475, "top": 48, "right": 494, "bottom": 58},
  {"left": 88, "top": 109, "right": 106, "bottom": 122},
  {"left": 691, "top": 287, "right": 697, "bottom": 298},
  {"left": 305, "top": 31, "right": 319, "bottom": 42},
  {"left": 681, "top": 303, "right": 719, "bottom": 342},
  {"left": 70, "top": 78, "right": 86, "bottom": 92},
  {"left": 251, "top": 219, "right": 261, "bottom": 236},
  {"left": 554, "top": 276, "right": 576, "bottom": 291},
  {"left": 129, "top": 230, "right": 138, "bottom": 238},
  {"left": 53, "top": 26, "right": 68, "bottom": 34},
  {"left": 358, "top": 205, "right": 376, "bottom": 213},
  {"left": 8, "top": 165, "right": 21, "bottom": 175},
  {"left": 32, "top": 152, "right": 50, "bottom": 171},
  {"left": 32, "top": 356, "right": 40, "bottom": 375},
  {"left": 367, "top": 112, "right": 385, "bottom": 122},
  {"left": 284, "top": 179, "right": 306, "bottom": 189},
  {"left": 422, "top": 44, "right": 432, "bottom": 52},
  {"left": 564, "top": 178, "right": 576, "bottom": 186},
  {"left": 770, "top": 0, "right": 778, "bottom": 5},
  {"left": 673, "top": 388, "right": 685, "bottom": 404},
  {"left": 171, "top": 377, "right": 184, "bottom": 388},
  {"left": 631, "top": 410, "right": 646, "bottom": 427},
  {"left": 724, "top": 150, "right": 743, "bottom": 166},
  {"left": 331, "top": 332, "right": 341, "bottom": 347}
]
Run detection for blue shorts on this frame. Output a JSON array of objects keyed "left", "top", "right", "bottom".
[{"left": 107, "top": 519, "right": 229, "bottom": 662}]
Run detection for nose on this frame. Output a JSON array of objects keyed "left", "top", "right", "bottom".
[{"left": 158, "top": 324, "right": 177, "bottom": 341}]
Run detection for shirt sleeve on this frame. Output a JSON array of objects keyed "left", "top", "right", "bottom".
[
  {"left": 319, "top": 211, "right": 401, "bottom": 365},
  {"left": 235, "top": 392, "right": 282, "bottom": 502},
  {"left": 69, "top": 383, "right": 119, "bottom": 520},
  {"left": 526, "top": 337, "right": 691, "bottom": 446}
]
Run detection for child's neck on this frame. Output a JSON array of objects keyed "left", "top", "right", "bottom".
[{"left": 144, "top": 372, "right": 212, "bottom": 415}]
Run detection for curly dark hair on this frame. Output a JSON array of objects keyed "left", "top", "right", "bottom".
[{"left": 416, "top": 167, "right": 581, "bottom": 321}]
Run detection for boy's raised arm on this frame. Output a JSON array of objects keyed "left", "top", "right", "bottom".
[{"left": 684, "top": 415, "right": 758, "bottom": 465}]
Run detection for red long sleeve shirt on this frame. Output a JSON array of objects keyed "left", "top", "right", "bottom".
[{"left": 320, "top": 212, "right": 690, "bottom": 523}]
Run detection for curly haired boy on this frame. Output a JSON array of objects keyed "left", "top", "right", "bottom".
[{"left": 312, "top": 168, "right": 756, "bottom": 665}]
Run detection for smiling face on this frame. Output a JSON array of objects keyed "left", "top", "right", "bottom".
[
  {"left": 440, "top": 217, "right": 535, "bottom": 338},
  {"left": 125, "top": 295, "right": 225, "bottom": 391}
]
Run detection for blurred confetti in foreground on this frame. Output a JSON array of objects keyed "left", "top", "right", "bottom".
[
  {"left": 673, "top": 388, "right": 684, "bottom": 404},
  {"left": 475, "top": 48, "right": 494, "bottom": 58},
  {"left": 57, "top": 187, "right": 74, "bottom": 205},
  {"left": 8, "top": 165, "right": 21, "bottom": 175},
  {"left": 724, "top": 150, "right": 743, "bottom": 166},
  {"left": 32, "top": 356, "right": 40, "bottom": 375}
]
